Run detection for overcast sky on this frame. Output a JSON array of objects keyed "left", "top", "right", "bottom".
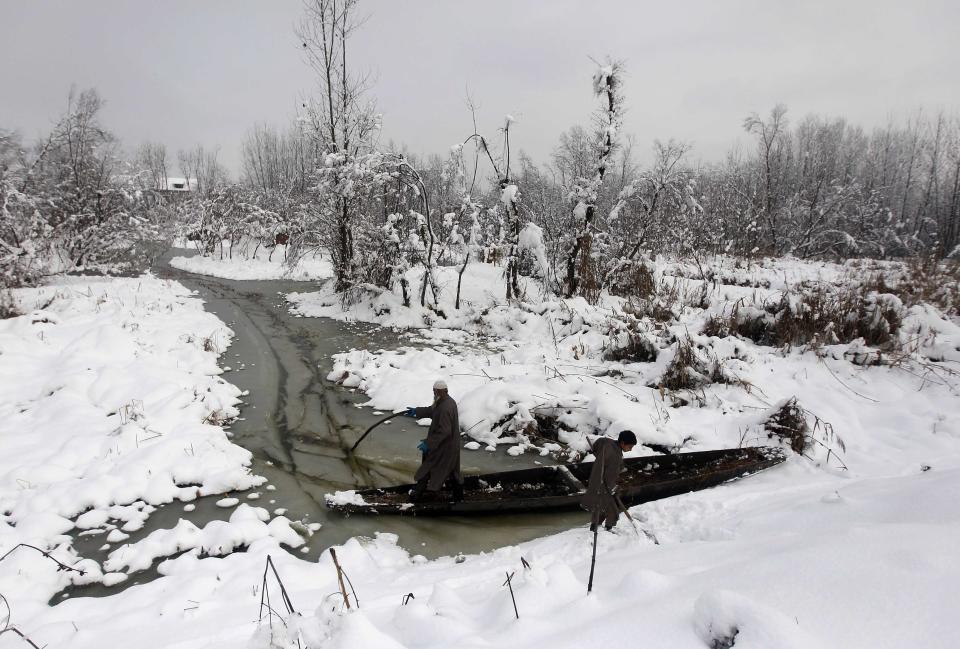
[{"left": 2, "top": 0, "right": 958, "bottom": 176}]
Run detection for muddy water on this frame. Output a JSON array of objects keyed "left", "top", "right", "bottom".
[
  {"left": 174, "top": 270, "right": 585, "bottom": 548},
  {"left": 65, "top": 258, "right": 586, "bottom": 597}
]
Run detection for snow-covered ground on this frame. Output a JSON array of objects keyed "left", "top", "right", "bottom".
[
  {"left": 0, "top": 276, "right": 309, "bottom": 633},
  {"left": 296, "top": 258, "right": 959, "bottom": 462},
  {"left": 170, "top": 242, "right": 332, "bottom": 281},
  {"left": 4, "top": 256, "right": 959, "bottom": 648},
  {"left": 283, "top": 255, "right": 959, "bottom": 647},
  {"left": 15, "top": 440, "right": 960, "bottom": 648}
]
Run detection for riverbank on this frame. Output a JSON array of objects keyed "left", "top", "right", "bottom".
[
  {"left": 0, "top": 276, "right": 306, "bottom": 611},
  {"left": 169, "top": 242, "right": 332, "bottom": 281}
]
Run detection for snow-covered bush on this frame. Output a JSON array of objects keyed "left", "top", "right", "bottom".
[
  {"left": 605, "top": 256, "right": 656, "bottom": 299},
  {"left": 704, "top": 284, "right": 904, "bottom": 348},
  {"left": 603, "top": 316, "right": 659, "bottom": 363},
  {"left": 658, "top": 336, "right": 727, "bottom": 391},
  {"left": 0, "top": 288, "right": 20, "bottom": 319},
  {"left": 762, "top": 397, "right": 810, "bottom": 453}
]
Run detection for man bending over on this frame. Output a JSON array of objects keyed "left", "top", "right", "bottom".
[{"left": 581, "top": 430, "right": 637, "bottom": 531}]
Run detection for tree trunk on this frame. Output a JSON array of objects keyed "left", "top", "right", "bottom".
[{"left": 455, "top": 251, "right": 470, "bottom": 310}]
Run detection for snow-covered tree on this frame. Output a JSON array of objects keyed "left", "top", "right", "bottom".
[
  {"left": 563, "top": 61, "right": 624, "bottom": 302},
  {"left": 297, "top": 0, "right": 382, "bottom": 292}
]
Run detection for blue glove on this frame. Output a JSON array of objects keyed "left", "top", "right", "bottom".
[
  {"left": 417, "top": 440, "right": 428, "bottom": 453},
  {"left": 404, "top": 407, "right": 417, "bottom": 418}
]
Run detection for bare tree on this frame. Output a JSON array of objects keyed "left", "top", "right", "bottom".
[
  {"left": 296, "top": 0, "right": 382, "bottom": 291},
  {"left": 241, "top": 122, "right": 314, "bottom": 194},
  {"left": 137, "top": 141, "right": 169, "bottom": 190},
  {"left": 178, "top": 145, "right": 227, "bottom": 196},
  {"left": 743, "top": 104, "right": 788, "bottom": 253}
]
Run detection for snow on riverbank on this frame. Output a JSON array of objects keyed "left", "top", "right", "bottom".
[
  {"left": 300, "top": 258, "right": 960, "bottom": 468},
  {"left": 0, "top": 276, "right": 305, "bottom": 620},
  {"left": 17, "top": 454, "right": 960, "bottom": 648},
  {"left": 170, "top": 243, "right": 332, "bottom": 281},
  {"left": 289, "top": 262, "right": 521, "bottom": 327}
]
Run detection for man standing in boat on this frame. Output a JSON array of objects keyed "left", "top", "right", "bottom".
[
  {"left": 404, "top": 380, "right": 463, "bottom": 502},
  {"left": 581, "top": 430, "right": 637, "bottom": 531}
]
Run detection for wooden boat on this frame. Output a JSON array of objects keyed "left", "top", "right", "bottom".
[{"left": 325, "top": 446, "right": 786, "bottom": 516}]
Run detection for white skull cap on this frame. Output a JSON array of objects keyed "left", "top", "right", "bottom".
[{"left": 433, "top": 379, "right": 448, "bottom": 390}]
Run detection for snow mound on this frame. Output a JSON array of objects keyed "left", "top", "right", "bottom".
[{"left": 693, "top": 589, "right": 818, "bottom": 649}]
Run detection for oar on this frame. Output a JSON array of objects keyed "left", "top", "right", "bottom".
[
  {"left": 349, "top": 410, "right": 406, "bottom": 454},
  {"left": 614, "top": 495, "right": 659, "bottom": 545}
]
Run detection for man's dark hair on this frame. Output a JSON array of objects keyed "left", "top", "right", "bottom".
[{"left": 618, "top": 430, "right": 638, "bottom": 445}]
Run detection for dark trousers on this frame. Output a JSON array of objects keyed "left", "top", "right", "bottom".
[
  {"left": 411, "top": 476, "right": 463, "bottom": 501},
  {"left": 591, "top": 507, "right": 619, "bottom": 529}
]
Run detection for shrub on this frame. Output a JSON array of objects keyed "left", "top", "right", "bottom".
[
  {"left": 606, "top": 258, "right": 655, "bottom": 299},
  {"left": 706, "top": 284, "right": 903, "bottom": 348},
  {"left": 892, "top": 256, "right": 959, "bottom": 316},
  {"left": 604, "top": 317, "right": 659, "bottom": 363},
  {"left": 763, "top": 397, "right": 809, "bottom": 453},
  {"left": 0, "top": 289, "right": 21, "bottom": 319},
  {"left": 659, "top": 336, "right": 726, "bottom": 390}
]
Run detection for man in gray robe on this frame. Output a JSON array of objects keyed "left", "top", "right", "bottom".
[
  {"left": 580, "top": 430, "right": 637, "bottom": 531},
  {"left": 404, "top": 380, "right": 463, "bottom": 502}
]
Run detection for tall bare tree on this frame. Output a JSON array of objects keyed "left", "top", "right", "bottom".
[
  {"left": 137, "top": 141, "right": 169, "bottom": 190},
  {"left": 743, "top": 104, "right": 788, "bottom": 253},
  {"left": 296, "top": 0, "right": 382, "bottom": 291},
  {"left": 178, "top": 145, "right": 227, "bottom": 196}
]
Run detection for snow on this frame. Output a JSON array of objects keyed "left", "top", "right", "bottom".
[
  {"left": 324, "top": 490, "right": 368, "bottom": 507},
  {"left": 290, "top": 262, "right": 532, "bottom": 330},
  {"left": 0, "top": 275, "right": 275, "bottom": 611},
  {"left": 4, "top": 256, "right": 960, "bottom": 649},
  {"left": 11, "top": 464, "right": 960, "bottom": 648},
  {"left": 517, "top": 222, "right": 551, "bottom": 283},
  {"left": 593, "top": 64, "right": 615, "bottom": 95},
  {"left": 302, "top": 257, "right": 960, "bottom": 463},
  {"left": 101, "top": 505, "right": 305, "bottom": 573},
  {"left": 169, "top": 243, "right": 333, "bottom": 281},
  {"left": 500, "top": 184, "right": 519, "bottom": 206}
]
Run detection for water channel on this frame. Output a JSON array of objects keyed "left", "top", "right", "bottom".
[{"left": 67, "top": 257, "right": 584, "bottom": 596}]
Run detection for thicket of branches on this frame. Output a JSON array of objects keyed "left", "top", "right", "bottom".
[
  {"left": 0, "top": 88, "right": 232, "bottom": 289},
  {"left": 188, "top": 30, "right": 958, "bottom": 309},
  {"left": 175, "top": 0, "right": 959, "bottom": 309}
]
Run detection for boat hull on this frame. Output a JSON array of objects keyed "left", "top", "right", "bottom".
[{"left": 325, "top": 446, "right": 786, "bottom": 516}]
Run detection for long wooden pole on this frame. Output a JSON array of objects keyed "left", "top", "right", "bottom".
[
  {"left": 615, "top": 495, "right": 659, "bottom": 545},
  {"left": 587, "top": 528, "right": 599, "bottom": 593},
  {"left": 349, "top": 410, "right": 405, "bottom": 453}
]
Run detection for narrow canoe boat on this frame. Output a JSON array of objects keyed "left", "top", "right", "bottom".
[{"left": 325, "top": 446, "right": 786, "bottom": 516}]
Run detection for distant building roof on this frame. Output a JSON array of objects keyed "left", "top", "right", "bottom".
[{"left": 161, "top": 177, "right": 198, "bottom": 192}]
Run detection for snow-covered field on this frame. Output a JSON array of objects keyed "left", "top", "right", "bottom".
[
  {"left": 3, "top": 256, "right": 959, "bottom": 648},
  {"left": 16, "top": 462, "right": 960, "bottom": 648},
  {"left": 170, "top": 242, "right": 332, "bottom": 281}
]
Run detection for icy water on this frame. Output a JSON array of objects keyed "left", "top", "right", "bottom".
[{"left": 64, "top": 254, "right": 584, "bottom": 598}]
